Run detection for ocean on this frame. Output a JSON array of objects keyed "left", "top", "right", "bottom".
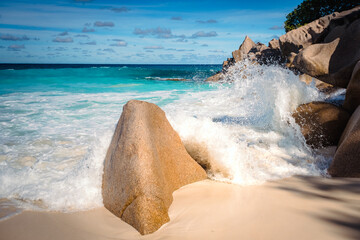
[{"left": 0, "top": 62, "right": 334, "bottom": 215}]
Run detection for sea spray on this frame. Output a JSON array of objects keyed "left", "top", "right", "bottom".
[{"left": 165, "top": 61, "right": 329, "bottom": 185}]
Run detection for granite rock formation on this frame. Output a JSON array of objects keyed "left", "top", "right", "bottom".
[
  {"left": 344, "top": 60, "right": 360, "bottom": 113},
  {"left": 232, "top": 36, "right": 256, "bottom": 63},
  {"left": 292, "top": 102, "right": 350, "bottom": 148},
  {"left": 102, "top": 100, "right": 207, "bottom": 235},
  {"left": 293, "top": 17, "right": 360, "bottom": 88},
  {"left": 328, "top": 106, "right": 360, "bottom": 177}
]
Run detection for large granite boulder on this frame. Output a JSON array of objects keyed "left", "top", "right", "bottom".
[
  {"left": 232, "top": 36, "right": 256, "bottom": 62},
  {"left": 292, "top": 102, "right": 350, "bottom": 148},
  {"left": 323, "top": 6, "right": 360, "bottom": 43},
  {"left": 293, "top": 18, "right": 360, "bottom": 88},
  {"left": 279, "top": 6, "right": 360, "bottom": 58},
  {"left": 328, "top": 106, "right": 360, "bottom": 177},
  {"left": 102, "top": 100, "right": 207, "bottom": 235},
  {"left": 279, "top": 13, "right": 339, "bottom": 58},
  {"left": 344, "top": 60, "right": 360, "bottom": 113},
  {"left": 293, "top": 39, "right": 339, "bottom": 78}
]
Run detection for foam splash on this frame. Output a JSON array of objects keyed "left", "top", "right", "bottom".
[{"left": 165, "top": 61, "right": 329, "bottom": 185}]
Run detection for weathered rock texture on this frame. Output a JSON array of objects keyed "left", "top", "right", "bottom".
[
  {"left": 102, "top": 100, "right": 207, "bottom": 235},
  {"left": 328, "top": 106, "right": 360, "bottom": 177},
  {"left": 293, "top": 17, "right": 360, "bottom": 88},
  {"left": 232, "top": 36, "right": 256, "bottom": 63},
  {"left": 279, "top": 7, "right": 360, "bottom": 56},
  {"left": 268, "top": 38, "right": 280, "bottom": 50},
  {"left": 277, "top": 6, "right": 360, "bottom": 89},
  {"left": 292, "top": 102, "right": 350, "bottom": 148},
  {"left": 293, "top": 39, "right": 340, "bottom": 78},
  {"left": 344, "top": 60, "right": 360, "bottom": 113},
  {"left": 279, "top": 12, "right": 339, "bottom": 58}
]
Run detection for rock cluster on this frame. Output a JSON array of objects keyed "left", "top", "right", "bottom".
[
  {"left": 208, "top": 6, "right": 360, "bottom": 104},
  {"left": 291, "top": 9, "right": 360, "bottom": 89},
  {"left": 223, "top": 36, "right": 284, "bottom": 70},
  {"left": 206, "top": 6, "right": 360, "bottom": 177},
  {"left": 232, "top": 36, "right": 256, "bottom": 63},
  {"left": 280, "top": 7, "right": 360, "bottom": 177},
  {"left": 207, "top": 35, "right": 284, "bottom": 82},
  {"left": 102, "top": 100, "right": 207, "bottom": 235},
  {"left": 280, "top": 6, "right": 360, "bottom": 110}
]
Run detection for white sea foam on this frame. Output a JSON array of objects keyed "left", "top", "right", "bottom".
[
  {"left": 0, "top": 62, "right": 333, "bottom": 213},
  {"left": 165, "top": 61, "right": 329, "bottom": 185},
  {"left": 0, "top": 90, "right": 180, "bottom": 212}
]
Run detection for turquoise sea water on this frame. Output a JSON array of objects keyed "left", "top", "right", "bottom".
[
  {"left": 0, "top": 62, "right": 334, "bottom": 214},
  {"left": 0, "top": 64, "right": 219, "bottom": 95}
]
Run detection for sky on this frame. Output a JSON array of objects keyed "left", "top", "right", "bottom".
[{"left": 0, "top": 0, "right": 303, "bottom": 64}]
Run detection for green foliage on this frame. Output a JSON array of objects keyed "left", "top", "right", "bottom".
[{"left": 284, "top": 0, "right": 360, "bottom": 32}]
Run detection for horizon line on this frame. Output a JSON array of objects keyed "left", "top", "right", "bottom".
[{"left": 0, "top": 63, "right": 222, "bottom": 65}]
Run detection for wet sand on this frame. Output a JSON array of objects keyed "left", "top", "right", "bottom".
[{"left": 0, "top": 176, "right": 359, "bottom": 240}]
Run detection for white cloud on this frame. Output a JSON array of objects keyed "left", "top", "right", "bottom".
[
  {"left": 94, "top": 21, "right": 115, "bottom": 27},
  {"left": 110, "top": 39, "right": 127, "bottom": 47},
  {"left": 7, "top": 44, "right": 25, "bottom": 51},
  {"left": 196, "top": 19, "right": 217, "bottom": 24},
  {"left": 143, "top": 46, "right": 163, "bottom": 49},
  {"left": 52, "top": 37, "right": 73, "bottom": 43},
  {"left": 0, "top": 34, "right": 30, "bottom": 41},
  {"left": 191, "top": 31, "right": 218, "bottom": 38},
  {"left": 111, "top": 7, "right": 129, "bottom": 13},
  {"left": 82, "top": 27, "right": 95, "bottom": 33},
  {"left": 171, "top": 16, "right": 182, "bottom": 21},
  {"left": 269, "top": 25, "right": 283, "bottom": 30},
  {"left": 133, "top": 27, "right": 185, "bottom": 39},
  {"left": 80, "top": 41, "right": 96, "bottom": 45},
  {"left": 58, "top": 31, "right": 68, "bottom": 36}
]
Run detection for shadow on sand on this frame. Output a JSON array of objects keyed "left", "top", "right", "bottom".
[{"left": 274, "top": 176, "right": 360, "bottom": 239}]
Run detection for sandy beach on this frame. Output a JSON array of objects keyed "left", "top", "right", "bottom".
[
  {"left": 1, "top": 176, "right": 359, "bottom": 240},
  {"left": 1, "top": 1, "right": 360, "bottom": 240}
]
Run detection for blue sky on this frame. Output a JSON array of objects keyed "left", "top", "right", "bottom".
[{"left": 0, "top": 0, "right": 302, "bottom": 64}]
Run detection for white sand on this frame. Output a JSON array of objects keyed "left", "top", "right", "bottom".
[{"left": 0, "top": 176, "right": 359, "bottom": 240}]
